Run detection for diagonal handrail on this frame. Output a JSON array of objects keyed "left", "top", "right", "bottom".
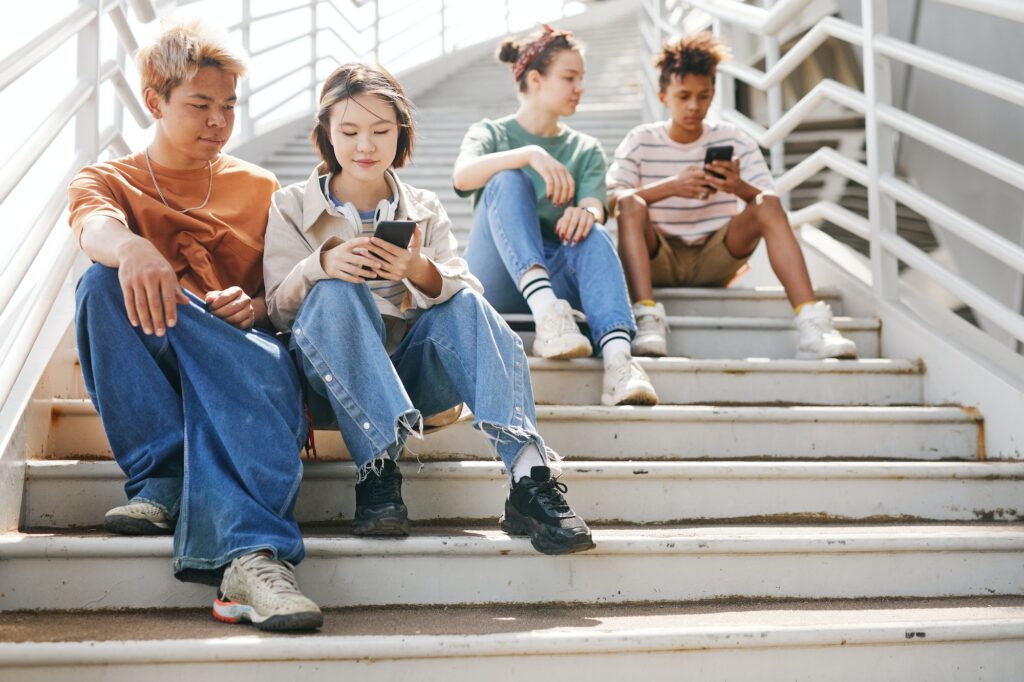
[{"left": 720, "top": 79, "right": 866, "bottom": 149}]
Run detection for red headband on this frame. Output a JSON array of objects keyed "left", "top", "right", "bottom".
[{"left": 512, "top": 24, "right": 574, "bottom": 82}]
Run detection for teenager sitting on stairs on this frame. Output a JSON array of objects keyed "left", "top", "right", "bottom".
[{"left": 607, "top": 33, "right": 858, "bottom": 360}]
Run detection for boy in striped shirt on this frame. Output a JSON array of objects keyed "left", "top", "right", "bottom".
[{"left": 606, "top": 33, "right": 857, "bottom": 360}]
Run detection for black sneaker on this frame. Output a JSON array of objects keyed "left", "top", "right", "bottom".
[
  {"left": 500, "top": 466, "right": 595, "bottom": 555},
  {"left": 353, "top": 458, "right": 410, "bottom": 536}
]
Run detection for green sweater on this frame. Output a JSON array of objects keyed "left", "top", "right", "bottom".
[{"left": 455, "top": 115, "right": 608, "bottom": 242}]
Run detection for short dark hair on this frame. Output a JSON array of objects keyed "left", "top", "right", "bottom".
[
  {"left": 311, "top": 63, "right": 416, "bottom": 173},
  {"left": 656, "top": 33, "right": 732, "bottom": 92},
  {"left": 498, "top": 28, "right": 583, "bottom": 93}
]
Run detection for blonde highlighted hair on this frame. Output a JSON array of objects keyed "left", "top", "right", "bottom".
[{"left": 137, "top": 19, "right": 247, "bottom": 100}]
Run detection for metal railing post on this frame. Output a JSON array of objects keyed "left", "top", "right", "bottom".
[
  {"left": 309, "top": 0, "right": 318, "bottom": 110},
  {"left": 863, "top": 0, "right": 900, "bottom": 301},
  {"left": 76, "top": 0, "right": 101, "bottom": 163},
  {"left": 713, "top": 15, "right": 735, "bottom": 125},
  {"left": 240, "top": 0, "right": 253, "bottom": 139},
  {"left": 440, "top": 0, "right": 447, "bottom": 54},
  {"left": 762, "top": 0, "right": 788, "bottom": 209},
  {"left": 373, "top": 1, "right": 380, "bottom": 63}
]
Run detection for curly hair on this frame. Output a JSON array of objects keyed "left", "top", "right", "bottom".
[{"left": 655, "top": 33, "right": 732, "bottom": 92}]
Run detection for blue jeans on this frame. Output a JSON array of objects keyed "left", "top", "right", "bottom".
[
  {"left": 464, "top": 168, "right": 636, "bottom": 344},
  {"left": 75, "top": 264, "right": 307, "bottom": 585},
  {"left": 291, "top": 280, "right": 545, "bottom": 475}
]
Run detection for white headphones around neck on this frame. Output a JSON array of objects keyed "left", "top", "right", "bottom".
[{"left": 336, "top": 197, "right": 398, "bottom": 230}]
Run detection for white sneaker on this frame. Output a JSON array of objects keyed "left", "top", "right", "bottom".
[
  {"left": 795, "top": 301, "right": 859, "bottom": 359},
  {"left": 214, "top": 552, "right": 323, "bottom": 631},
  {"left": 631, "top": 302, "right": 669, "bottom": 357},
  {"left": 601, "top": 356, "right": 659, "bottom": 406},
  {"left": 104, "top": 499, "right": 173, "bottom": 535},
  {"left": 533, "top": 299, "right": 593, "bottom": 359}
]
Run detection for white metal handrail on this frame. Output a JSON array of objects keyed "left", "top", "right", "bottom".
[{"left": 642, "top": 0, "right": 1024, "bottom": 351}]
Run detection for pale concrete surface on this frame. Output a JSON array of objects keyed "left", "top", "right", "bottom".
[{"left": 5, "top": 598, "right": 1024, "bottom": 643}]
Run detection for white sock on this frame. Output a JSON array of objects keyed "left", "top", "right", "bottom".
[
  {"left": 599, "top": 331, "right": 632, "bottom": 368},
  {"left": 511, "top": 442, "right": 546, "bottom": 482},
  {"left": 519, "top": 267, "right": 558, "bottom": 321}
]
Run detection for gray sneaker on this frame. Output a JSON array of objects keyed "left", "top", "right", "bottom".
[
  {"left": 214, "top": 552, "right": 323, "bottom": 631},
  {"left": 631, "top": 302, "right": 669, "bottom": 357},
  {"left": 104, "top": 499, "right": 173, "bottom": 535}
]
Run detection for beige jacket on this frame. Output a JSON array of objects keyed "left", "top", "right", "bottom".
[{"left": 264, "top": 167, "right": 482, "bottom": 335}]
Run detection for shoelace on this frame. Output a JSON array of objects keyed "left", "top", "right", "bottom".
[
  {"left": 533, "top": 477, "right": 573, "bottom": 516},
  {"left": 548, "top": 306, "right": 586, "bottom": 335},
  {"left": 240, "top": 554, "right": 301, "bottom": 594},
  {"left": 636, "top": 312, "right": 665, "bottom": 332},
  {"left": 362, "top": 469, "right": 402, "bottom": 505},
  {"left": 614, "top": 359, "right": 646, "bottom": 384}
]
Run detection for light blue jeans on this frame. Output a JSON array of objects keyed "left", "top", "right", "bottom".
[
  {"left": 464, "top": 168, "right": 636, "bottom": 345},
  {"left": 290, "top": 280, "right": 546, "bottom": 474},
  {"left": 75, "top": 264, "right": 307, "bottom": 585}
]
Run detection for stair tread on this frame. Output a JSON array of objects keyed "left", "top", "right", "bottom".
[
  {"left": 7, "top": 523, "right": 1024, "bottom": 553},
  {"left": 26, "top": 458, "right": 1023, "bottom": 479},
  {"left": 4, "top": 598, "right": 1024, "bottom": 646},
  {"left": 49, "top": 399, "right": 975, "bottom": 421}
]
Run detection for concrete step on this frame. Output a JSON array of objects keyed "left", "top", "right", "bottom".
[
  {"left": 650, "top": 286, "right": 843, "bottom": 316},
  {"left": 528, "top": 357, "right": 921, "bottom": 405},
  {"left": 23, "top": 459, "right": 1024, "bottom": 530},
  {"left": 507, "top": 314, "right": 882, "bottom": 359},
  {"left": 47, "top": 401, "right": 982, "bottom": 461},
  {"left": 2, "top": 524, "right": 1022, "bottom": 610},
  {"left": 3, "top": 600, "right": 1024, "bottom": 680},
  {"left": 59, "top": 355, "right": 916, "bottom": 406}
]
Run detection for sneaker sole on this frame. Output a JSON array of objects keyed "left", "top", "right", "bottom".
[
  {"left": 353, "top": 507, "right": 410, "bottom": 537},
  {"left": 532, "top": 339, "right": 593, "bottom": 360},
  {"left": 631, "top": 337, "right": 667, "bottom": 357},
  {"left": 103, "top": 515, "right": 173, "bottom": 536},
  {"left": 499, "top": 504, "right": 596, "bottom": 556},
  {"left": 795, "top": 349, "right": 860, "bottom": 360},
  {"left": 212, "top": 598, "right": 323, "bottom": 631},
  {"left": 601, "top": 386, "right": 660, "bottom": 407}
]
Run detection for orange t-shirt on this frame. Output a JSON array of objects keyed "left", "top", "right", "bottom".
[{"left": 68, "top": 151, "right": 280, "bottom": 298}]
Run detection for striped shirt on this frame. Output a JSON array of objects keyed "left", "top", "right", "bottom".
[
  {"left": 327, "top": 190, "right": 407, "bottom": 313},
  {"left": 606, "top": 120, "right": 775, "bottom": 244}
]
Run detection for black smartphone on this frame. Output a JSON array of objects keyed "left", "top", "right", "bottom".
[
  {"left": 373, "top": 220, "right": 416, "bottom": 248},
  {"left": 703, "top": 144, "right": 734, "bottom": 191},
  {"left": 366, "top": 220, "right": 416, "bottom": 280}
]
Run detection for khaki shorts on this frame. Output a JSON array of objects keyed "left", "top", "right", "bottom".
[{"left": 649, "top": 222, "right": 751, "bottom": 287}]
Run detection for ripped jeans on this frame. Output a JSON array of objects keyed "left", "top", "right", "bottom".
[{"left": 290, "top": 280, "right": 547, "bottom": 477}]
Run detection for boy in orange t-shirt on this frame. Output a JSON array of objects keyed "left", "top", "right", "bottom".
[{"left": 69, "top": 20, "right": 320, "bottom": 631}]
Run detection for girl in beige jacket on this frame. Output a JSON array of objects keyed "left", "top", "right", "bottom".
[{"left": 262, "top": 63, "right": 594, "bottom": 556}]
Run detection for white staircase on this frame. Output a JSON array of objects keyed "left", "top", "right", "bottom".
[{"left": 3, "top": 8, "right": 1024, "bottom": 682}]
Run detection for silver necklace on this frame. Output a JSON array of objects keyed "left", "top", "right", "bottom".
[{"left": 145, "top": 148, "right": 213, "bottom": 214}]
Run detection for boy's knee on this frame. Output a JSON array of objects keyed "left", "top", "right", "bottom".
[
  {"left": 749, "top": 193, "right": 787, "bottom": 230},
  {"left": 617, "top": 193, "right": 648, "bottom": 220},
  {"left": 76, "top": 264, "right": 123, "bottom": 308}
]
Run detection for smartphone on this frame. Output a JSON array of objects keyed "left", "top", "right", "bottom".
[
  {"left": 703, "top": 144, "right": 734, "bottom": 192},
  {"left": 366, "top": 220, "right": 416, "bottom": 280},
  {"left": 372, "top": 220, "right": 416, "bottom": 249}
]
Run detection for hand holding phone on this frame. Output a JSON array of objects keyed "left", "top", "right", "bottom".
[
  {"left": 367, "top": 220, "right": 422, "bottom": 281},
  {"left": 703, "top": 145, "right": 734, "bottom": 193}
]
